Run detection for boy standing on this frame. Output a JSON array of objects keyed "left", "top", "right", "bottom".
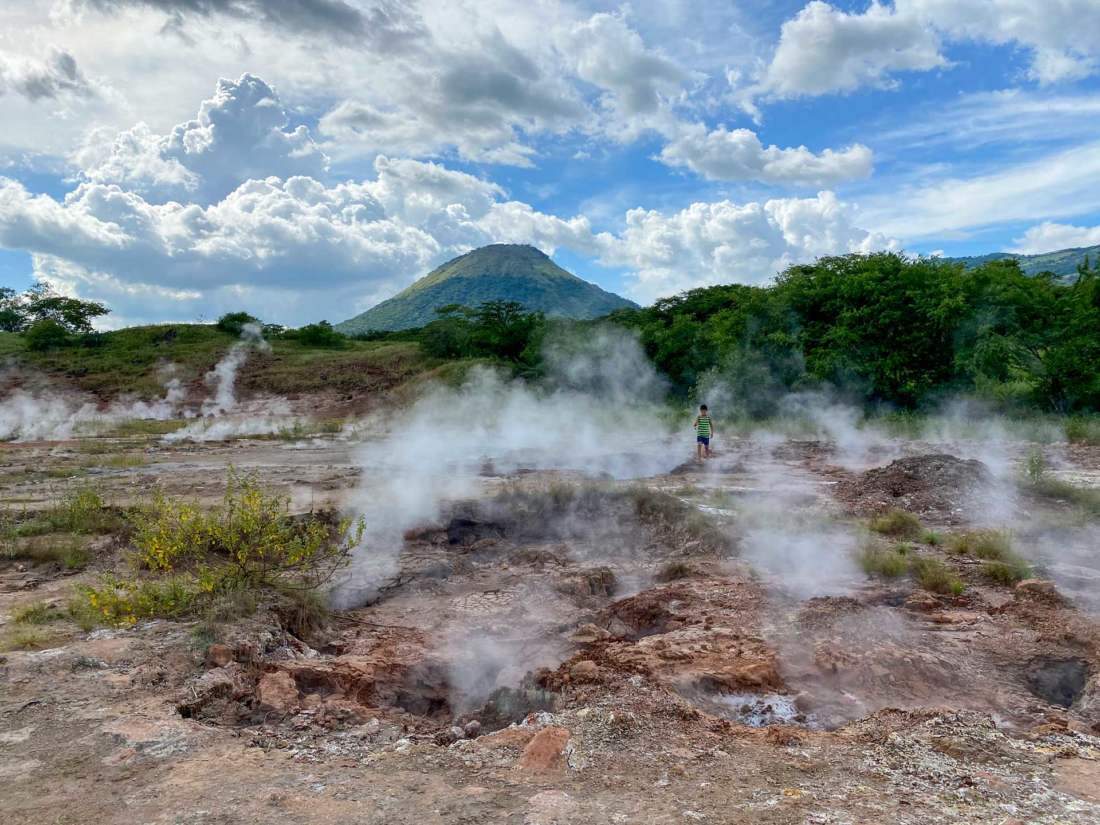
[{"left": 694, "top": 404, "right": 713, "bottom": 460}]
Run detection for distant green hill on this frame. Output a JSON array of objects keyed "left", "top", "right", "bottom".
[
  {"left": 948, "top": 244, "right": 1100, "bottom": 279},
  {"left": 336, "top": 244, "right": 637, "bottom": 333}
]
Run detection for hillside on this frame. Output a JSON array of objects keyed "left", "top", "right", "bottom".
[
  {"left": 336, "top": 244, "right": 637, "bottom": 333},
  {"left": 949, "top": 243, "right": 1100, "bottom": 278},
  {"left": 0, "top": 326, "right": 449, "bottom": 401}
]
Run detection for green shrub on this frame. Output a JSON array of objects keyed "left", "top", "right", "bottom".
[
  {"left": 922, "top": 530, "right": 942, "bottom": 546},
  {"left": 869, "top": 509, "right": 922, "bottom": 538},
  {"left": 215, "top": 311, "right": 260, "bottom": 336},
  {"left": 23, "top": 319, "right": 71, "bottom": 351},
  {"left": 911, "top": 557, "right": 965, "bottom": 595},
  {"left": 858, "top": 546, "right": 911, "bottom": 578},
  {"left": 293, "top": 321, "right": 346, "bottom": 348},
  {"left": 80, "top": 471, "right": 364, "bottom": 627},
  {"left": 80, "top": 575, "right": 200, "bottom": 627}
]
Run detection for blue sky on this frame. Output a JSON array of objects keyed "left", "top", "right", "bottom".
[{"left": 2, "top": 0, "right": 1100, "bottom": 326}]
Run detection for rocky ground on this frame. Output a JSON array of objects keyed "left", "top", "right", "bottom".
[{"left": 2, "top": 427, "right": 1100, "bottom": 824}]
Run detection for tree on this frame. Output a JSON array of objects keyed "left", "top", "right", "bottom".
[
  {"left": 21, "top": 282, "right": 109, "bottom": 333},
  {"left": 0, "top": 287, "right": 23, "bottom": 332},
  {"left": 215, "top": 311, "right": 260, "bottom": 336}
]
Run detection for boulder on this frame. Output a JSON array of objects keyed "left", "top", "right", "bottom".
[
  {"left": 257, "top": 671, "right": 300, "bottom": 715},
  {"left": 517, "top": 726, "right": 571, "bottom": 773}
]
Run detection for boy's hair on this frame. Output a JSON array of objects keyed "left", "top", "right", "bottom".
[{"left": 700, "top": 404, "right": 708, "bottom": 411}]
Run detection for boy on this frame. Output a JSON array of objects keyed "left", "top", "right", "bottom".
[{"left": 694, "top": 404, "right": 713, "bottom": 460}]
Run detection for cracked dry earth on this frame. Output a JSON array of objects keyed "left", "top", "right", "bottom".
[{"left": 3, "top": 433, "right": 1100, "bottom": 824}]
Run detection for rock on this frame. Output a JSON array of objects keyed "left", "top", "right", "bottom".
[
  {"left": 570, "top": 623, "right": 611, "bottom": 643},
  {"left": 192, "top": 662, "right": 250, "bottom": 701},
  {"left": 517, "top": 726, "right": 571, "bottom": 773},
  {"left": 905, "top": 592, "right": 941, "bottom": 612},
  {"left": 1014, "top": 579, "right": 1062, "bottom": 603},
  {"left": 434, "top": 727, "right": 460, "bottom": 746},
  {"left": 257, "top": 671, "right": 300, "bottom": 715},
  {"left": 205, "top": 644, "right": 233, "bottom": 668},
  {"left": 569, "top": 660, "right": 600, "bottom": 682},
  {"left": 463, "top": 720, "right": 481, "bottom": 739}
]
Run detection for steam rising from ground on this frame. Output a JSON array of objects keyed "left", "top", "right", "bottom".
[
  {"left": 0, "top": 322, "right": 302, "bottom": 443},
  {"left": 331, "top": 327, "right": 681, "bottom": 608}
]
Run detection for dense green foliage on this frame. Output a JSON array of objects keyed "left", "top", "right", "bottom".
[
  {"left": 417, "top": 300, "right": 544, "bottom": 365},
  {"left": 285, "top": 320, "right": 347, "bottom": 348},
  {"left": 1, "top": 282, "right": 110, "bottom": 347},
  {"left": 214, "top": 311, "right": 260, "bottom": 336},
  {"left": 336, "top": 244, "right": 635, "bottom": 333},
  {"left": 611, "top": 253, "right": 1100, "bottom": 412}
]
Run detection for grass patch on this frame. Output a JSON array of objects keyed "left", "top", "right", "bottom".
[
  {"left": 922, "top": 530, "right": 942, "bottom": 546},
  {"left": 0, "top": 626, "right": 62, "bottom": 652},
  {"left": 1, "top": 535, "right": 95, "bottom": 570},
  {"left": 105, "top": 419, "right": 189, "bottom": 437},
  {"left": 1066, "top": 415, "right": 1100, "bottom": 445},
  {"left": 11, "top": 601, "right": 65, "bottom": 624},
  {"left": 97, "top": 453, "right": 150, "bottom": 469},
  {"left": 858, "top": 545, "right": 911, "bottom": 578},
  {"left": 982, "top": 557, "right": 1032, "bottom": 586},
  {"left": 869, "top": 509, "right": 922, "bottom": 538},
  {"left": 2, "top": 487, "right": 123, "bottom": 540},
  {"left": 1027, "top": 476, "right": 1100, "bottom": 517},
  {"left": 947, "top": 529, "right": 1014, "bottom": 560},
  {"left": 911, "top": 557, "right": 965, "bottom": 596}
]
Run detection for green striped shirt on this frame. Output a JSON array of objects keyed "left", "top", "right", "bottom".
[{"left": 696, "top": 415, "right": 712, "bottom": 437}]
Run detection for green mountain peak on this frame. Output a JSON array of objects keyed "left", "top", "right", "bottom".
[{"left": 336, "top": 244, "right": 636, "bottom": 333}]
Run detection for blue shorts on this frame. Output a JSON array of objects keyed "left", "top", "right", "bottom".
[{"left": 697, "top": 436, "right": 710, "bottom": 446}]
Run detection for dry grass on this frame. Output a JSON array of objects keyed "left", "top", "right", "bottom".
[
  {"left": 0, "top": 625, "right": 62, "bottom": 652},
  {"left": 11, "top": 601, "right": 65, "bottom": 625},
  {"left": 655, "top": 560, "right": 698, "bottom": 582}
]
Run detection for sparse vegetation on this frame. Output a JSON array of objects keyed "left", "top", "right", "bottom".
[
  {"left": 858, "top": 545, "right": 911, "bottom": 578},
  {"left": 11, "top": 601, "right": 64, "bottom": 625},
  {"left": 0, "top": 625, "right": 62, "bottom": 652},
  {"left": 1, "top": 487, "right": 119, "bottom": 569},
  {"left": 947, "top": 529, "right": 1014, "bottom": 560},
  {"left": 922, "top": 530, "right": 943, "bottom": 546},
  {"left": 982, "top": 558, "right": 1032, "bottom": 585},
  {"left": 78, "top": 471, "right": 363, "bottom": 627},
  {"left": 911, "top": 557, "right": 966, "bottom": 596},
  {"left": 869, "top": 509, "right": 922, "bottom": 538}
]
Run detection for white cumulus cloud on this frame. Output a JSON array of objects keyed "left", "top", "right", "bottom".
[
  {"left": 1011, "top": 222, "right": 1100, "bottom": 255},
  {"left": 658, "top": 123, "right": 873, "bottom": 186},
  {"left": 750, "top": 0, "right": 1100, "bottom": 103},
  {"left": 75, "top": 73, "right": 327, "bottom": 203},
  {"left": 596, "top": 191, "right": 895, "bottom": 303}
]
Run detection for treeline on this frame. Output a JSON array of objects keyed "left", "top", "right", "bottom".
[
  {"left": 9, "top": 252, "right": 1099, "bottom": 414},
  {"left": 609, "top": 253, "right": 1100, "bottom": 413}
]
